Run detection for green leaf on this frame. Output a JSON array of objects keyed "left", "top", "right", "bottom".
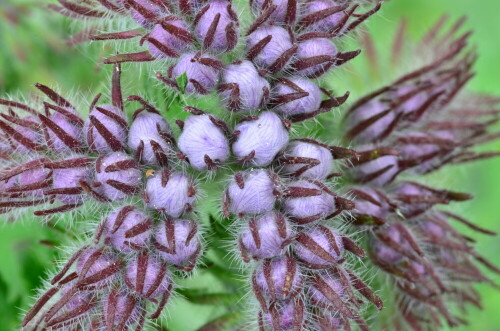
[{"left": 176, "top": 72, "right": 188, "bottom": 94}]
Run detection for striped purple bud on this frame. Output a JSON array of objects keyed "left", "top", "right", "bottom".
[
  {"left": 49, "top": 156, "right": 92, "bottom": 205},
  {"left": 84, "top": 105, "right": 127, "bottom": 154},
  {"left": 170, "top": 52, "right": 220, "bottom": 94},
  {"left": 309, "top": 272, "right": 345, "bottom": 307},
  {"left": 281, "top": 140, "right": 333, "bottom": 179},
  {"left": 272, "top": 77, "right": 322, "bottom": 118},
  {"left": 125, "top": 252, "right": 172, "bottom": 299},
  {"left": 239, "top": 212, "right": 293, "bottom": 261},
  {"left": 95, "top": 152, "right": 142, "bottom": 201},
  {"left": 144, "top": 170, "right": 197, "bottom": 217},
  {"left": 41, "top": 107, "right": 83, "bottom": 153},
  {"left": 103, "top": 290, "right": 144, "bottom": 329},
  {"left": 350, "top": 147, "right": 400, "bottom": 186},
  {"left": 153, "top": 219, "right": 201, "bottom": 271},
  {"left": 177, "top": 113, "right": 230, "bottom": 170},
  {"left": 2, "top": 115, "right": 42, "bottom": 153},
  {"left": 345, "top": 99, "right": 396, "bottom": 143},
  {"left": 147, "top": 19, "right": 192, "bottom": 59},
  {"left": 103, "top": 206, "right": 153, "bottom": 253},
  {"left": 300, "top": 0, "right": 346, "bottom": 33},
  {"left": 225, "top": 169, "right": 280, "bottom": 216},
  {"left": 262, "top": 298, "right": 305, "bottom": 331},
  {"left": 295, "top": 225, "right": 344, "bottom": 268},
  {"left": 123, "top": 0, "right": 168, "bottom": 28},
  {"left": 253, "top": 255, "right": 302, "bottom": 300},
  {"left": 294, "top": 38, "right": 337, "bottom": 78},
  {"left": 194, "top": 0, "right": 239, "bottom": 53},
  {"left": 351, "top": 186, "right": 391, "bottom": 225},
  {"left": 247, "top": 25, "right": 296, "bottom": 73},
  {"left": 76, "top": 247, "right": 123, "bottom": 289},
  {"left": 283, "top": 180, "right": 335, "bottom": 224},
  {"left": 8, "top": 164, "right": 51, "bottom": 198},
  {"left": 128, "top": 111, "right": 172, "bottom": 166},
  {"left": 219, "top": 60, "right": 270, "bottom": 112},
  {"left": 232, "top": 112, "right": 289, "bottom": 166},
  {"left": 251, "top": 0, "right": 297, "bottom": 25}
]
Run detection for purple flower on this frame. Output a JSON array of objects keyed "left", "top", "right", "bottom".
[
  {"left": 262, "top": 298, "right": 305, "bottom": 331},
  {"left": 177, "top": 113, "right": 230, "bottom": 170},
  {"left": 103, "top": 290, "right": 144, "bottom": 329},
  {"left": 144, "top": 170, "right": 197, "bottom": 217},
  {"left": 345, "top": 99, "right": 396, "bottom": 143},
  {"left": 9, "top": 164, "right": 51, "bottom": 198},
  {"left": 225, "top": 169, "right": 280, "bottom": 216},
  {"left": 280, "top": 140, "right": 333, "bottom": 179},
  {"left": 246, "top": 25, "right": 296, "bottom": 73},
  {"left": 300, "top": 0, "right": 347, "bottom": 33},
  {"left": 351, "top": 186, "right": 391, "bottom": 224},
  {"left": 95, "top": 152, "right": 142, "bottom": 201},
  {"left": 0, "top": 115, "right": 42, "bottom": 153},
  {"left": 308, "top": 272, "right": 345, "bottom": 307},
  {"left": 194, "top": 0, "right": 239, "bottom": 53},
  {"left": 350, "top": 147, "right": 400, "bottom": 186},
  {"left": 253, "top": 255, "right": 303, "bottom": 300},
  {"left": 251, "top": 0, "right": 297, "bottom": 24},
  {"left": 123, "top": 0, "right": 168, "bottom": 28},
  {"left": 272, "top": 77, "right": 322, "bottom": 117},
  {"left": 283, "top": 180, "right": 335, "bottom": 224},
  {"left": 103, "top": 206, "right": 153, "bottom": 253},
  {"left": 153, "top": 219, "right": 201, "bottom": 271},
  {"left": 40, "top": 107, "right": 83, "bottom": 153},
  {"left": 294, "top": 38, "right": 337, "bottom": 78},
  {"left": 294, "top": 225, "right": 344, "bottom": 268},
  {"left": 232, "top": 112, "right": 289, "bottom": 166},
  {"left": 125, "top": 252, "right": 172, "bottom": 299},
  {"left": 48, "top": 156, "right": 92, "bottom": 204},
  {"left": 170, "top": 52, "right": 221, "bottom": 94},
  {"left": 147, "top": 19, "right": 192, "bottom": 59},
  {"left": 84, "top": 105, "right": 127, "bottom": 154},
  {"left": 76, "top": 247, "right": 123, "bottom": 289},
  {"left": 239, "top": 211, "right": 293, "bottom": 260},
  {"left": 128, "top": 111, "right": 172, "bottom": 166},
  {"left": 219, "top": 60, "right": 270, "bottom": 112}
]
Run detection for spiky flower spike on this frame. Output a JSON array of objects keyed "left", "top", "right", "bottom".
[
  {"left": 1, "top": 1, "right": 499, "bottom": 330},
  {"left": 345, "top": 16, "right": 500, "bottom": 330}
]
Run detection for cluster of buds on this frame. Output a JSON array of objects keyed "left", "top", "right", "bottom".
[
  {"left": 22, "top": 205, "right": 202, "bottom": 329},
  {"left": 345, "top": 16, "right": 500, "bottom": 330},
  {"left": 223, "top": 138, "right": 383, "bottom": 329}
]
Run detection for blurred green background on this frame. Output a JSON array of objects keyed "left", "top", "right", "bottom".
[{"left": 0, "top": 0, "right": 499, "bottom": 330}]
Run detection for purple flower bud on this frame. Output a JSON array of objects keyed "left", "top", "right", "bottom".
[
  {"left": 300, "top": 0, "right": 346, "bottom": 32},
  {"left": 84, "top": 105, "right": 127, "bottom": 154},
  {"left": 220, "top": 60, "right": 270, "bottom": 112},
  {"left": 50, "top": 157, "right": 92, "bottom": 204},
  {"left": 153, "top": 219, "right": 201, "bottom": 270},
  {"left": 309, "top": 272, "right": 345, "bottom": 307},
  {"left": 294, "top": 225, "right": 344, "bottom": 268},
  {"left": 124, "top": 0, "right": 168, "bottom": 28},
  {"left": 6, "top": 116, "right": 42, "bottom": 153},
  {"left": 251, "top": 0, "right": 296, "bottom": 24},
  {"left": 263, "top": 298, "right": 305, "bottom": 331},
  {"left": 103, "top": 290, "right": 143, "bottom": 329},
  {"left": 272, "top": 77, "right": 322, "bottom": 117},
  {"left": 239, "top": 211, "right": 293, "bottom": 260},
  {"left": 147, "top": 19, "right": 192, "bottom": 59},
  {"left": 125, "top": 252, "right": 172, "bottom": 298},
  {"left": 41, "top": 108, "right": 83, "bottom": 153},
  {"left": 177, "top": 114, "right": 230, "bottom": 170},
  {"left": 76, "top": 247, "right": 122, "bottom": 288},
  {"left": 391, "top": 85, "right": 428, "bottom": 114},
  {"left": 194, "top": 0, "right": 239, "bottom": 53},
  {"left": 352, "top": 187, "right": 390, "bottom": 221},
  {"left": 254, "top": 255, "right": 302, "bottom": 300},
  {"left": 350, "top": 148, "right": 399, "bottom": 187},
  {"left": 104, "top": 206, "right": 153, "bottom": 253},
  {"left": 247, "top": 26, "right": 295, "bottom": 71},
  {"left": 281, "top": 140, "right": 333, "bottom": 179},
  {"left": 283, "top": 180, "right": 335, "bottom": 224},
  {"left": 313, "top": 312, "right": 343, "bottom": 331},
  {"left": 43, "top": 286, "right": 94, "bottom": 329},
  {"left": 232, "top": 112, "right": 289, "bottom": 166},
  {"left": 294, "top": 38, "right": 337, "bottom": 78},
  {"left": 128, "top": 112, "right": 172, "bottom": 166},
  {"left": 396, "top": 132, "right": 450, "bottom": 173},
  {"left": 171, "top": 52, "right": 220, "bottom": 94},
  {"left": 144, "top": 170, "right": 196, "bottom": 217},
  {"left": 95, "top": 152, "right": 142, "bottom": 201},
  {"left": 345, "top": 99, "right": 396, "bottom": 143},
  {"left": 14, "top": 166, "right": 51, "bottom": 198},
  {"left": 225, "top": 169, "right": 279, "bottom": 216}
]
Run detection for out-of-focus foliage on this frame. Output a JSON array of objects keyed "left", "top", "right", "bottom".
[{"left": 0, "top": 0, "right": 498, "bottom": 330}]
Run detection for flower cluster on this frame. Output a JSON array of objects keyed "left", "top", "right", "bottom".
[
  {"left": 345, "top": 16, "right": 500, "bottom": 329},
  {"left": 0, "top": 1, "right": 498, "bottom": 330}
]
